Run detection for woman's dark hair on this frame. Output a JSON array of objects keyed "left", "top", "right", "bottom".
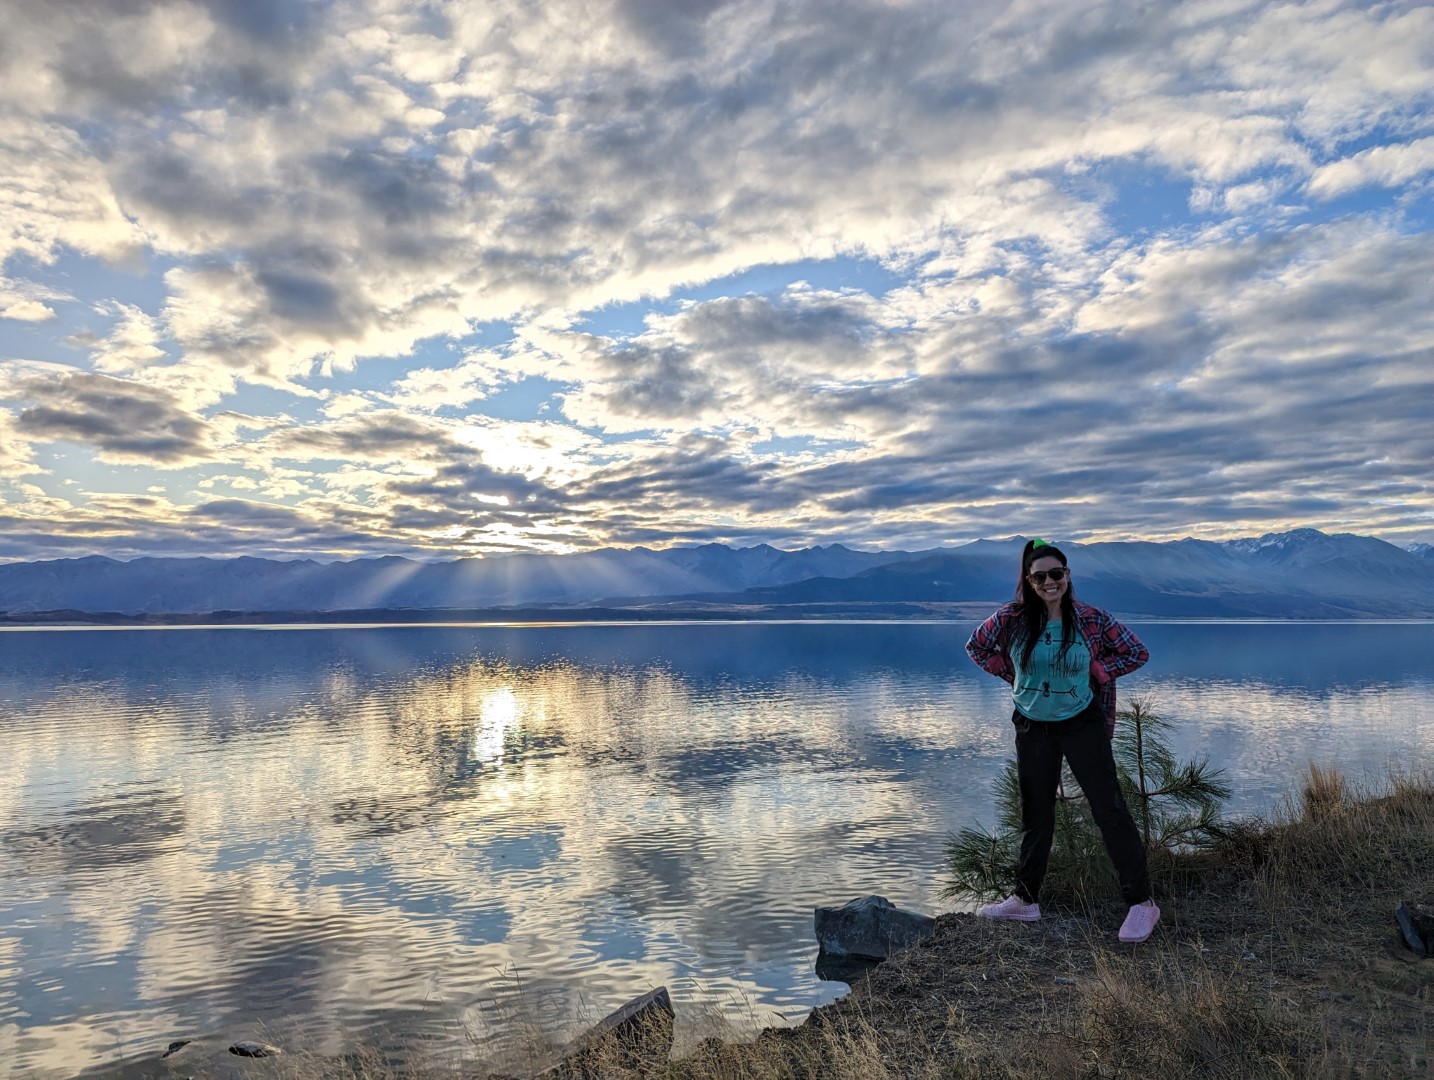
[{"left": 1009, "top": 539, "right": 1078, "bottom": 669}]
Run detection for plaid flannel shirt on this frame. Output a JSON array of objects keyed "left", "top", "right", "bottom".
[{"left": 965, "top": 599, "right": 1149, "bottom": 736}]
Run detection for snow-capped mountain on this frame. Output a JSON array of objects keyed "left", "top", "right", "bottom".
[{"left": 0, "top": 530, "right": 1430, "bottom": 618}]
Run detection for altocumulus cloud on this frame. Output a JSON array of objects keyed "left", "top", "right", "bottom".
[{"left": 0, "top": 0, "right": 1430, "bottom": 558}]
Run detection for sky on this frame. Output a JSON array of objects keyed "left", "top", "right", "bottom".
[{"left": 0, "top": 0, "right": 1431, "bottom": 562}]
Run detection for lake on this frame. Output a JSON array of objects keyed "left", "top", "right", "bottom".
[{"left": 1, "top": 621, "right": 1430, "bottom": 1076}]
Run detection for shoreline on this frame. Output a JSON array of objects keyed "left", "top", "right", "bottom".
[{"left": 3, "top": 605, "right": 1433, "bottom": 629}]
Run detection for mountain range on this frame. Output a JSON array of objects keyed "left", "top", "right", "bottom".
[{"left": 0, "top": 529, "right": 1431, "bottom": 621}]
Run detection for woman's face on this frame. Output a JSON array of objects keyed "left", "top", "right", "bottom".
[{"left": 1027, "top": 554, "right": 1069, "bottom": 606}]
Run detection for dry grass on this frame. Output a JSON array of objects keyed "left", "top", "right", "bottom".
[
  {"left": 97, "top": 768, "right": 1434, "bottom": 1080},
  {"left": 1301, "top": 761, "right": 1351, "bottom": 820}
]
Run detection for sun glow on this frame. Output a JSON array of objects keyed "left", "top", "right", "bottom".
[{"left": 475, "top": 686, "right": 519, "bottom": 765}]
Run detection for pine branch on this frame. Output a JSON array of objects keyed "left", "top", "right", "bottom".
[
  {"left": 995, "top": 761, "right": 1023, "bottom": 832},
  {"left": 941, "top": 827, "right": 1016, "bottom": 901}
]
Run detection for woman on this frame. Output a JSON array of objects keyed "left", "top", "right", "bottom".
[{"left": 964, "top": 538, "right": 1160, "bottom": 943}]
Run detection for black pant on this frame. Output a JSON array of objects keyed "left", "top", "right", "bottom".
[{"left": 1012, "top": 700, "right": 1150, "bottom": 906}]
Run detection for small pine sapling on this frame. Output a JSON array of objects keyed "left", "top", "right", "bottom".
[{"left": 1113, "top": 698, "right": 1231, "bottom": 873}]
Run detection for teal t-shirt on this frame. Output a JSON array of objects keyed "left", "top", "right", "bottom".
[{"left": 1012, "top": 620, "right": 1093, "bottom": 721}]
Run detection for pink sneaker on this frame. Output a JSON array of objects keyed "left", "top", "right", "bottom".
[
  {"left": 1118, "top": 899, "right": 1161, "bottom": 943},
  {"left": 977, "top": 895, "right": 1041, "bottom": 922}
]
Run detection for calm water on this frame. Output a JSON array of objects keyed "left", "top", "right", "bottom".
[{"left": 1, "top": 621, "right": 1431, "bottom": 1077}]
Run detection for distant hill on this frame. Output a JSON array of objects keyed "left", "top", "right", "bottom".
[
  {"left": 0, "top": 543, "right": 925, "bottom": 615},
  {"left": 724, "top": 529, "right": 1434, "bottom": 618},
  {"left": 0, "top": 529, "right": 1430, "bottom": 620}
]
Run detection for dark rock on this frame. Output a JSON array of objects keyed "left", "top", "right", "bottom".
[
  {"left": 814, "top": 895, "right": 935, "bottom": 960},
  {"left": 161, "top": 1039, "right": 192, "bottom": 1058},
  {"left": 1396, "top": 900, "right": 1434, "bottom": 955},
  {"left": 814, "top": 950, "right": 881, "bottom": 985},
  {"left": 542, "top": 986, "right": 674, "bottom": 1078},
  {"left": 228, "top": 1041, "right": 282, "bottom": 1058}
]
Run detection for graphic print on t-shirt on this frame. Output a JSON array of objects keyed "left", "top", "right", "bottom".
[{"left": 1012, "top": 621, "right": 1093, "bottom": 722}]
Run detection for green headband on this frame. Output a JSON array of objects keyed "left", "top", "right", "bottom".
[{"left": 1032, "top": 538, "right": 1049, "bottom": 548}]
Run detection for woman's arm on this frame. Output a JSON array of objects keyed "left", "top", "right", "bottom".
[
  {"left": 1091, "top": 610, "right": 1148, "bottom": 679},
  {"left": 965, "top": 607, "right": 1016, "bottom": 683}
]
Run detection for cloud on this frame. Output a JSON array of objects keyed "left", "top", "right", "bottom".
[
  {"left": 321, "top": 392, "right": 378, "bottom": 419},
  {"left": 0, "top": 0, "right": 1429, "bottom": 555},
  {"left": 1, "top": 0, "right": 321, "bottom": 117},
  {"left": 0, "top": 408, "right": 41, "bottom": 478},
  {"left": 0, "top": 300, "right": 57, "bottom": 322},
  {"left": 381, "top": 351, "right": 507, "bottom": 412},
  {"left": 0, "top": 273, "right": 72, "bottom": 324},
  {"left": 568, "top": 435, "right": 797, "bottom": 526},
  {"left": 1307, "top": 136, "right": 1434, "bottom": 200},
  {"left": 191, "top": 497, "right": 316, "bottom": 530},
  {"left": 555, "top": 212, "right": 1433, "bottom": 546},
  {"left": 262, "top": 410, "right": 466, "bottom": 463},
  {"left": 556, "top": 287, "right": 912, "bottom": 435},
  {"left": 0, "top": 119, "right": 144, "bottom": 268},
  {"left": 382, "top": 459, "right": 562, "bottom": 513},
  {"left": 18, "top": 0, "right": 1415, "bottom": 382},
  {"left": 450, "top": 416, "right": 600, "bottom": 481},
  {"left": 88, "top": 303, "right": 167, "bottom": 373},
  {"left": 0, "top": 367, "right": 218, "bottom": 466}
]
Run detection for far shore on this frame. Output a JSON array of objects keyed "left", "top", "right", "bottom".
[{"left": 3, "top": 603, "right": 1433, "bottom": 628}]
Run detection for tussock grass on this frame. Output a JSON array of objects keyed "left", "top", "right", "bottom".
[
  {"left": 1301, "top": 761, "right": 1350, "bottom": 820},
  {"left": 103, "top": 769, "right": 1433, "bottom": 1080}
]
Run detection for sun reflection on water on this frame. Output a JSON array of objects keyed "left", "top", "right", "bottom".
[{"left": 476, "top": 686, "right": 520, "bottom": 766}]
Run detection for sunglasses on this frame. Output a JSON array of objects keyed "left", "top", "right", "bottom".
[{"left": 1027, "top": 568, "right": 1069, "bottom": 584}]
